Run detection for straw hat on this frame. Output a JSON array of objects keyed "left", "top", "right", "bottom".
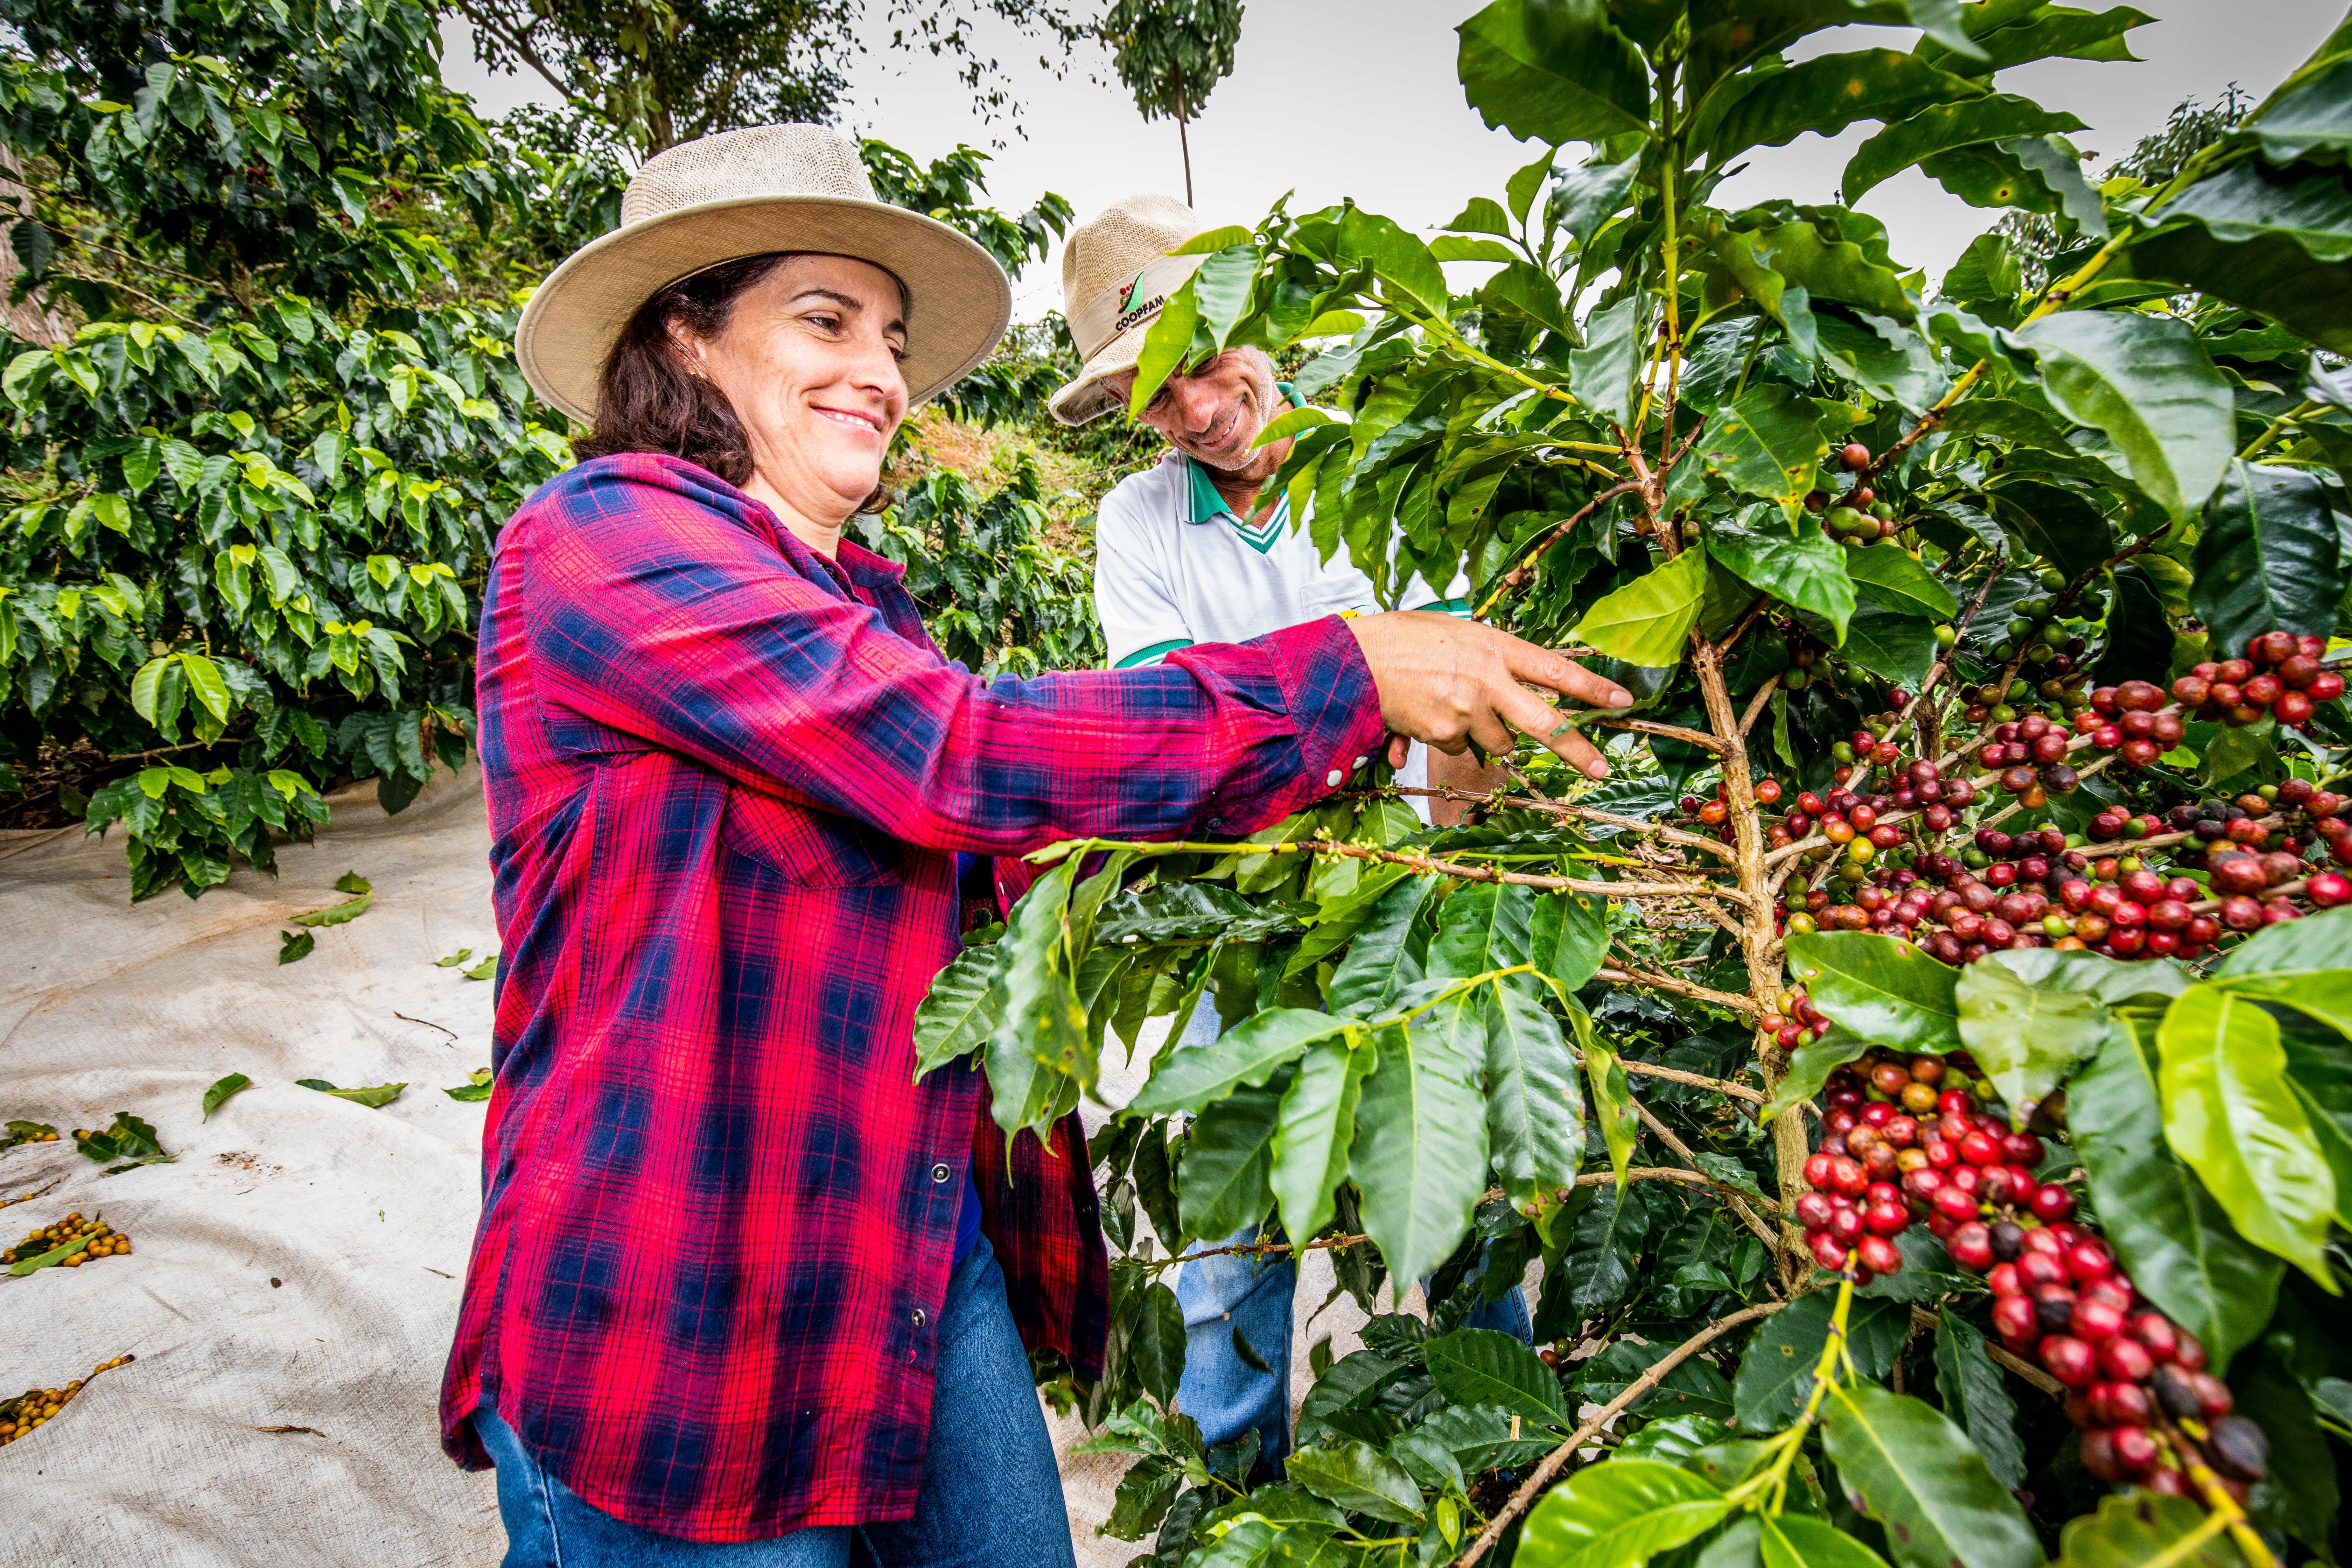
[
  {"left": 514, "top": 124, "right": 1013, "bottom": 426},
  {"left": 1049, "top": 193, "right": 1212, "bottom": 425}
]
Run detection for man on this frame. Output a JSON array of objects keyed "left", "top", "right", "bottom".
[
  {"left": 1051, "top": 194, "right": 1529, "bottom": 1468},
  {"left": 1051, "top": 195, "right": 1494, "bottom": 820}
]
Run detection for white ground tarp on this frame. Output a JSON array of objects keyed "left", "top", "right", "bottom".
[{"left": 0, "top": 769, "right": 1446, "bottom": 1565}]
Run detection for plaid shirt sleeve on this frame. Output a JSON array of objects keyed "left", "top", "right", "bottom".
[{"left": 517, "top": 460, "right": 1389, "bottom": 850}]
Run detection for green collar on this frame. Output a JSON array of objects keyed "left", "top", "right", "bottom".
[{"left": 1182, "top": 382, "right": 1298, "bottom": 554}]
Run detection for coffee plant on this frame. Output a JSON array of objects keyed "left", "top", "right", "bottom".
[{"left": 919, "top": 5, "right": 2352, "bottom": 1566}]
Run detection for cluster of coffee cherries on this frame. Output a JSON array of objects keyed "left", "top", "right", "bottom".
[
  {"left": 1803, "top": 443, "right": 1910, "bottom": 551},
  {"left": 1957, "top": 1223, "right": 2268, "bottom": 1499},
  {"left": 2172, "top": 632, "right": 2345, "bottom": 730},
  {"left": 1975, "top": 706, "right": 2094, "bottom": 805},
  {"left": 1795, "top": 1049, "right": 2070, "bottom": 1281},
  {"left": 2159, "top": 781, "right": 2352, "bottom": 885},
  {"left": 0, "top": 1211, "right": 132, "bottom": 1269},
  {"left": 1806, "top": 1050, "right": 2270, "bottom": 1504},
  {"left": 1767, "top": 987, "right": 1829, "bottom": 1050},
  {"left": 1982, "top": 568, "right": 2106, "bottom": 670},
  {"left": 0, "top": 1354, "right": 134, "bottom": 1447},
  {"left": 1917, "top": 828, "right": 2226, "bottom": 961}
]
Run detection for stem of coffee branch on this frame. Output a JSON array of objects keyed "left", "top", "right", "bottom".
[{"left": 1454, "top": 1300, "right": 1788, "bottom": 1568}]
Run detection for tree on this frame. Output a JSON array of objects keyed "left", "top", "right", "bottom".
[
  {"left": 453, "top": 0, "right": 1097, "bottom": 157},
  {"left": 922, "top": 4, "right": 2352, "bottom": 1564},
  {"left": 1103, "top": 0, "right": 1243, "bottom": 206}
]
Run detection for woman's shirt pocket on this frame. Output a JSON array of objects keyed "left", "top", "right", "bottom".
[{"left": 717, "top": 786, "right": 905, "bottom": 889}]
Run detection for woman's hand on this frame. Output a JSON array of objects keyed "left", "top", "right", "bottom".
[{"left": 1347, "top": 611, "right": 1633, "bottom": 779}]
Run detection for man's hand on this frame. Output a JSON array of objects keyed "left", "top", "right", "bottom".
[
  {"left": 1346, "top": 612, "right": 1631, "bottom": 779},
  {"left": 1425, "top": 744, "right": 1510, "bottom": 825}
]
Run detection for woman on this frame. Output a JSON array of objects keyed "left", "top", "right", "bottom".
[{"left": 441, "top": 124, "right": 1630, "bottom": 1566}]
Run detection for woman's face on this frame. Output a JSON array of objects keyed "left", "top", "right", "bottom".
[{"left": 674, "top": 254, "right": 909, "bottom": 544}]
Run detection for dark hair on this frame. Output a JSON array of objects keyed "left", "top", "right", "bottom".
[{"left": 574, "top": 252, "right": 892, "bottom": 513}]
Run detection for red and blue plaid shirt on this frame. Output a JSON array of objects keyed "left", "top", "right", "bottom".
[{"left": 439, "top": 453, "right": 1386, "bottom": 1541}]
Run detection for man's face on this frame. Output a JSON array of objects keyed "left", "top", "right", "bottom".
[{"left": 1111, "top": 349, "right": 1281, "bottom": 472}]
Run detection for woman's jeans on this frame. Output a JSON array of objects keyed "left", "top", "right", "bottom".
[{"left": 474, "top": 1233, "right": 1076, "bottom": 1568}]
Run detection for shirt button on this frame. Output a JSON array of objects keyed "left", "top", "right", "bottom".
[
  {"left": 1352, "top": 756, "right": 1367, "bottom": 769},
  {"left": 1326, "top": 769, "right": 1343, "bottom": 787},
  {"left": 931, "top": 1163, "right": 951, "bottom": 1183},
  {"left": 911, "top": 1308, "right": 928, "bottom": 1328}
]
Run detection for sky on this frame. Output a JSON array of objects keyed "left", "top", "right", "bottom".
[{"left": 441, "top": 0, "right": 2345, "bottom": 319}]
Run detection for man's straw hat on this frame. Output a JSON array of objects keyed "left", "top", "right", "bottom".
[
  {"left": 515, "top": 124, "right": 1013, "bottom": 426},
  {"left": 1049, "top": 193, "right": 1211, "bottom": 425}
]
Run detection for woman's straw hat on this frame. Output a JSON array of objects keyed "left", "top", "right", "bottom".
[
  {"left": 515, "top": 124, "right": 1013, "bottom": 425},
  {"left": 1049, "top": 193, "right": 1210, "bottom": 425}
]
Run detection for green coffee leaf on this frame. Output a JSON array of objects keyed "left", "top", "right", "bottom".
[
  {"left": 1269, "top": 1038, "right": 1373, "bottom": 1244},
  {"left": 9, "top": 1234, "right": 91, "bottom": 1276},
  {"left": 1954, "top": 952, "right": 2112, "bottom": 1116},
  {"left": 1704, "top": 511, "right": 1857, "bottom": 639},
  {"left": 443, "top": 1069, "right": 493, "bottom": 1103},
  {"left": 2069, "top": 1014, "right": 2282, "bottom": 1373},
  {"left": 1131, "top": 1008, "right": 1352, "bottom": 1116},
  {"left": 2049, "top": 1491, "right": 2237, "bottom": 1567},
  {"left": 1517, "top": 1458, "right": 1729, "bottom": 1567},
  {"left": 278, "top": 929, "right": 315, "bottom": 965},
  {"left": 1484, "top": 982, "right": 1583, "bottom": 1210},
  {"left": 1820, "top": 1382, "right": 2043, "bottom": 1568},
  {"left": 1350, "top": 1017, "right": 1489, "bottom": 1287},
  {"left": 74, "top": 1112, "right": 167, "bottom": 1165},
  {"left": 201, "top": 1072, "right": 251, "bottom": 1120},
  {"left": 1761, "top": 1516, "right": 1890, "bottom": 1568},
  {"left": 1284, "top": 1440, "right": 1425, "bottom": 1525},
  {"left": 1571, "top": 544, "right": 1711, "bottom": 666},
  {"left": 289, "top": 889, "right": 371, "bottom": 927},
  {"left": 2013, "top": 309, "right": 2233, "bottom": 523},
  {"left": 296, "top": 1078, "right": 406, "bottom": 1108},
  {"left": 1783, "top": 932, "right": 1960, "bottom": 1054},
  {"left": 1176, "top": 1084, "right": 1281, "bottom": 1241},
  {"left": 1455, "top": 0, "right": 1650, "bottom": 147},
  {"left": 1424, "top": 1325, "right": 1568, "bottom": 1426},
  {"left": 2190, "top": 460, "right": 2348, "bottom": 661},
  {"left": 912, "top": 945, "right": 1006, "bottom": 1076},
  {"left": 1930, "top": 1309, "right": 2026, "bottom": 1492},
  {"left": 1698, "top": 384, "right": 1830, "bottom": 506},
  {"left": 2156, "top": 985, "right": 2338, "bottom": 1288}
]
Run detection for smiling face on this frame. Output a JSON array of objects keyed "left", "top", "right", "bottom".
[
  {"left": 670, "top": 254, "right": 909, "bottom": 553},
  {"left": 1110, "top": 348, "right": 1285, "bottom": 477}
]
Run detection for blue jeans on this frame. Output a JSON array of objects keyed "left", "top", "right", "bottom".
[
  {"left": 1175, "top": 1237, "right": 1534, "bottom": 1460},
  {"left": 474, "top": 1233, "right": 1075, "bottom": 1568},
  {"left": 1167, "top": 1012, "right": 1533, "bottom": 1460}
]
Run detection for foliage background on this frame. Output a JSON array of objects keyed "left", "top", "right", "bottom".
[{"left": 0, "top": 0, "right": 1135, "bottom": 894}]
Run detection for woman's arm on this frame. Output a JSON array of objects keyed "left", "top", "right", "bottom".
[{"left": 513, "top": 466, "right": 1390, "bottom": 854}]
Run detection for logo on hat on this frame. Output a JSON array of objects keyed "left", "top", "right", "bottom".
[{"left": 1119, "top": 271, "right": 1149, "bottom": 313}]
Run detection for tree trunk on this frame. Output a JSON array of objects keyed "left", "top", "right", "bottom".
[
  {"left": 1176, "top": 83, "right": 1194, "bottom": 208},
  {"left": 0, "top": 147, "right": 69, "bottom": 348}
]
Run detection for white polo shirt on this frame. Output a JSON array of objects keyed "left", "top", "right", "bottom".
[{"left": 1093, "top": 417, "right": 1470, "bottom": 812}]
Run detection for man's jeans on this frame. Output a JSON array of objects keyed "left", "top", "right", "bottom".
[
  {"left": 1167, "top": 1010, "right": 1534, "bottom": 1460},
  {"left": 473, "top": 1232, "right": 1076, "bottom": 1568}
]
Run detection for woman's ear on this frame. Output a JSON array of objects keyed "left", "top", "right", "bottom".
[{"left": 663, "top": 316, "right": 707, "bottom": 380}]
